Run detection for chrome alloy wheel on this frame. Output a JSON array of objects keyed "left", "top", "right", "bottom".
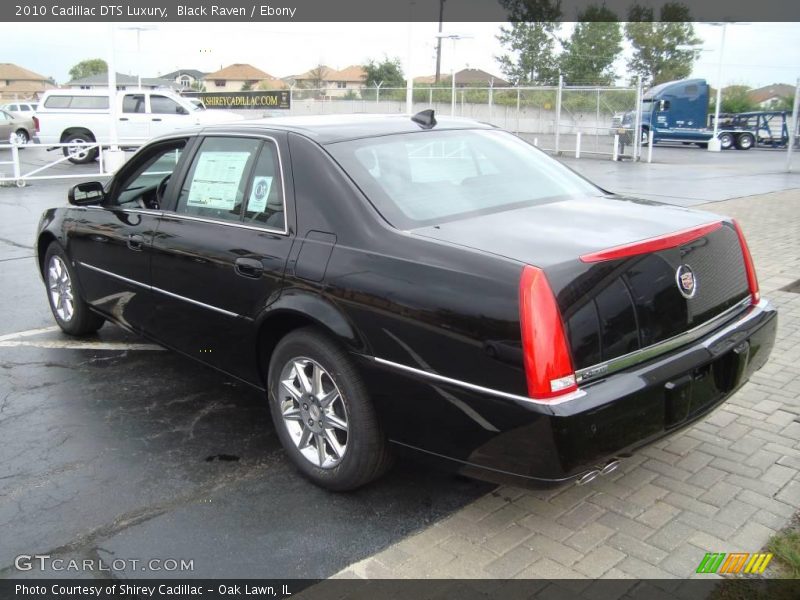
[
  {"left": 48, "top": 255, "right": 74, "bottom": 322},
  {"left": 68, "top": 138, "right": 90, "bottom": 161},
  {"left": 278, "top": 357, "right": 349, "bottom": 469}
]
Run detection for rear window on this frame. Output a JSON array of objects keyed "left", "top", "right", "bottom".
[
  {"left": 327, "top": 129, "right": 601, "bottom": 228},
  {"left": 43, "top": 95, "right": 109, "bottom": 109}
]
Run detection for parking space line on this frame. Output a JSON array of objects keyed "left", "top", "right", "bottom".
[
  {"left": 0, "top": 326, "right": 163, "bottom": 351},
  {"left": 0, "top": 326, "right": 60, "bottom": 342},
  {"left": 0, "top": 339, "right": 164, "bottom": 350}
]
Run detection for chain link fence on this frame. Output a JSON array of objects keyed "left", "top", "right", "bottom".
[{"left": 277, "top": 82, "right": 643, "bottom": 160}]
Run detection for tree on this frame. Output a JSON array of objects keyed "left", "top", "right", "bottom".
[
  {"left": 68, "top": 58, "right": 108, "bottom": 81},
  {"left": 241, "top": 81, "right": 254, "bottom": 92},
  {"left": 624, "top": 2, "right": 700, "bottom": 87},
  {"left": 190, "top": 80, "right": 206, "bottom": 92},
  {"left": 498, "top": 0, "right": 562, "bottom": 21},
  {"left": 771, "top": 95, "right": 796, "bottom": 111},
  {"left": 362, "top": 57, "right": 405, "bottom": 100},
  {"left": 497, "top": 23, "right": 560, "bottom": 85},
  {"left": 363, "top": 57, "right": 405, "bottom": 88},
  {"left": 495, "top": 1, "right": 562, "bottom": 85},
  {"left": 307, "top": 64, "right": 330, "bottom": 91},
  {"left": 709, "top": 85, "right": 756, "bottom": 114},
  {"left": 559, "top": 5, "right": 622, "bottom": 85}
]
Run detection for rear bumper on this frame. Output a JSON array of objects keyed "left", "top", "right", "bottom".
[{"left": 367, "top": 298, "right": 777, "bottom": 486}]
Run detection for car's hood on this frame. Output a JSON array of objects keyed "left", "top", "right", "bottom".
[{"left": 410, "top": 194, "right": 724, "bottom": 269}]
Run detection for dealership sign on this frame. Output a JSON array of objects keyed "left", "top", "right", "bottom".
[{"left": 183, "top": 91, "right": 291, "bottom": 110}]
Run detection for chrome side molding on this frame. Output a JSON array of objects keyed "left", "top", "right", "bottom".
[
  {"left": 371, "top": 356, "right": 587, "bottom": 406},
  {"left": 78, "top": 262, "right": 241, "bottom": 318}
]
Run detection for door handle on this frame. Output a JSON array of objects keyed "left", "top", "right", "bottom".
[
  {"left": 119, "top": 117, "right": 129, "bottom": 121},
  {"left": 234, "top": 257, "right": 263, "bottom": 279},
  {"left": 152, "top": 118, "right": 162, "bottom": 122},
  {"left": 127, "top": 234, "right": 144, "bottom": 251}
]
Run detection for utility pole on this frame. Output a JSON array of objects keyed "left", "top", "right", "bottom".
[
  {"left": 434, "top": 0, "right": 445, "bottom": 83},
  {"left": 435, "top": 33, "right": 471, "bottom": 116}
]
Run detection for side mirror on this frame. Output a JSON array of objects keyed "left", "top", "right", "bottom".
[
  {"left": 177, "top": 106, "right": 189, "bottom": 115},
  {"left": 68, "top": 181, "right": 105, "bottom": 206}
]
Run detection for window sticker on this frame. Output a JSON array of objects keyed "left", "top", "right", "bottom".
[
  {"left": 248, "top": 176, "right": 273, "bottom": 212},
  {"left": 187, "top": 151, "right": 251, "bottom": 210}
]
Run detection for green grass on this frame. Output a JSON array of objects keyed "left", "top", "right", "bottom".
[
  {"left": 707, "top": 517, "right": 800, "bottom": 599},
  {"left": 768, "top": 529, "right": 800, "bottom": 578}
]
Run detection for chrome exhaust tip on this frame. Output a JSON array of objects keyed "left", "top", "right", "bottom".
[
  {"left": 600, "top": 459, "right": 621, "bottom": 476},
  {"left": 576, "top": 469, "right": 601, "bottom": 486}
]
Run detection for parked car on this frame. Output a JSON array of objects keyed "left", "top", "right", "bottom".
[
  {"left": 0, "top": 109, "right": 34, "bottom": 144},
  {"left": 34, "top": 88, "right": 244, "bottom": 164},
  {"left": 1, "top": 101, "right": 38, "bottom": 116},
  {"left": 35, "top": 113, "right": 777, "bottom": 491}
]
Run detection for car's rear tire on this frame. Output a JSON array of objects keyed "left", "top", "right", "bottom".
[
  {"left": 11, "top": 129, "right": 29, "bottom": 145},
  {"left": 267, "top": 327, "right": 392, "bottom": 491},
  {"left": 44, "top": 243, "right": 104, "bottom": 336},
  {"left": 63, "top": 132, "right": 98, "bottom": 164}
]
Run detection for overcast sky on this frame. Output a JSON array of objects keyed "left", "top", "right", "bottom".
[{"left": 2, "top": 22, "right": 798, "bottom": 89}]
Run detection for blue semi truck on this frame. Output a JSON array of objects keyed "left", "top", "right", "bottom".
[{"left": 614, "top": 78, "right": 766, "bottom": 150}]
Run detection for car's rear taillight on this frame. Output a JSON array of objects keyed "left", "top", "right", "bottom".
[
  {"left": 519, "top": 265, "right": 578, "bottom": 400},
  {"left": 732, "top": 220, "right": 760, "bottom": 304},
  {"left": 33, "top": 116, "right": 39, "bottom": 132}
]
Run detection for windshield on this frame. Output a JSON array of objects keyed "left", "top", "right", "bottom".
[{"left": 327, "top": 129, "right": 602, "bottom": 229}]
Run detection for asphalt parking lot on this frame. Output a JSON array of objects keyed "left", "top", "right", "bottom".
[{"left": 1, "top": 143, "right": 799, "bottom": 580}]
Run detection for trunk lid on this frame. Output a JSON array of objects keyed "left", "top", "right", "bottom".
[{"left": 412, "top": 195, "right": 751, "bottom": 373}]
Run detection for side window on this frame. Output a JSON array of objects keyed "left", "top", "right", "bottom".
[
  {"left": 176, "top": 137, "right": 261, "bottom": 223},
  {"left": 70, "top": 96, "right": 109, "bottom": 109},
  {"left": 243, "top": 141, "right": 285, "bottom": 230},
  {"left": 123, "top": 94, "right": 145, "bottom": 113},
  {"left": 43, "top": 95, "right": 71, "bottom": 109},
  {"left": 151, "top": 95, "right": 186, "bottom": 115},
  {"left": 113, "top": 142, "right": 186, "bottom": 208}
]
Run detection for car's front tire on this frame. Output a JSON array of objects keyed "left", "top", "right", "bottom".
[
  {"left": 267, "top": 327, "right": 392, "bottom": 491},
  {"left": 44, "top": 243, "right": 104, "bottom": 336}
]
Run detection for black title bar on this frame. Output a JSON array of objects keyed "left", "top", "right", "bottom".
[
  {"left": 4, "top": 0, "right": 800, "bottom": 22},
  {"left": 5, "top": 579, "right": 800, "bottom": 600}
]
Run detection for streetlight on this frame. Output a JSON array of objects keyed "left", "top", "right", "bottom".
[
  {"left": 119, "top": 25, "right": 156, "bottom": 89},
  {"left": 707, "top": 22, "right": 729, "bottom": 152},
  {"left": 680, "top": 23, "right": 738, "bottom": 152},
  {"left": 435, "top": 33, "right": 472, "bottom": 116}
]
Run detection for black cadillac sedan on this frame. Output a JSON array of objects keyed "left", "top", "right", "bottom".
[{"left": 36, "top": 113, "right": 777, "bottom": 491}]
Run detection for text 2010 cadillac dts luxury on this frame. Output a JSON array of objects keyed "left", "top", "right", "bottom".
[{"left": 36, "top": 112, "right": 777, "bottom": 490}]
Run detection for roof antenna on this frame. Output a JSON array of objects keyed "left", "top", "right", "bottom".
[{"left": 411, "top": 109, "right": 437, "bottom": 129}]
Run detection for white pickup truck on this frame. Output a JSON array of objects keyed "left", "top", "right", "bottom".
[{"left": 34, "top": 89, "right": 245, "bottom": 164}]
